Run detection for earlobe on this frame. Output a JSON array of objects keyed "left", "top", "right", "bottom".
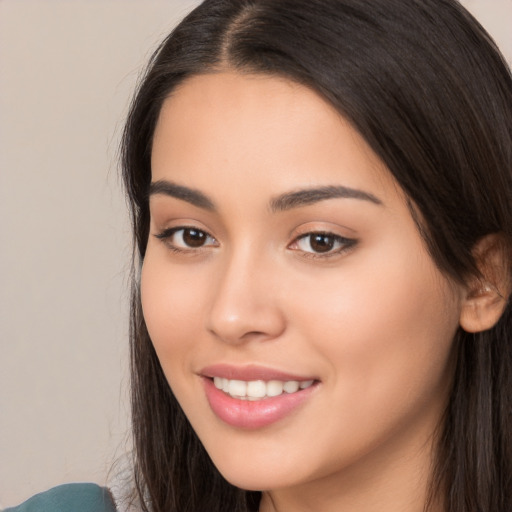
[
  {"left": 459, "top": 234, "right": 511, "bottom": 333},
  {"left": 459, "top": 283, "right": 508, "bottom": 333}
]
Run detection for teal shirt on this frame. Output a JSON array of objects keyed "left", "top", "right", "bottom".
[{"left": 4, "top": 483, "right": 116, "bottom": 512}]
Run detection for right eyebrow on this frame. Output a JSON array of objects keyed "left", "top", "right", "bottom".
[{"left": 148, "top": 180, "right": 216, "bottom": 211}]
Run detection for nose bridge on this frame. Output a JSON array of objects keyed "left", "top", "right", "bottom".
[{"left": 206, "top": 242, "right": 285, "bottom": 344}]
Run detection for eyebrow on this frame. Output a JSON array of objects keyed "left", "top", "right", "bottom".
[
  {"left": 149, "top": 180, "right": 216, "bottom": 210},
  {"left": 149, "top": 180, "right": 383, "bottom": 212},
  {"left": 270, "top": 185, "right": 383, "bottom": 212}
]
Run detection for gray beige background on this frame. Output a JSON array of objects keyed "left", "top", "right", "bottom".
[{"left": 1, "top": 0, "right": 511, "bottom": 507}]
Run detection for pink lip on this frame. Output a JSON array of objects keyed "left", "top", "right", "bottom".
[
  {"left": 200, "top": 365, "right": 319, "bottom": 429},
  {"left": 200, "top": 363, "right": 316, "bottom": 382}
]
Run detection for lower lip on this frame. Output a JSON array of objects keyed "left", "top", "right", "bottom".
[{"left": 203, "top": 378, "right": 317, "bottom": 429}]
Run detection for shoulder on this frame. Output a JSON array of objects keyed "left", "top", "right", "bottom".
[{"left": 4, "top": 483, "right": 117, "bottom": 512}]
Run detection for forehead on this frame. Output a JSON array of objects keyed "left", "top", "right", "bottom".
[
  {"left": 153, "top": 72, "right": 346, "bottom": 154},
  {"left": 151, "top": 71, "right": 399, "bottom": 204}
]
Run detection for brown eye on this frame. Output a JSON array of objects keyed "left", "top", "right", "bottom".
[
  {"left": 155, "top": 226, "right": 217, "bottom": 251},
  {"left": 309, "top": 234, "right": 336, "bottom": 253},
  {"left": 292, "top": 232, "right": 355, "bottom": 256},
  {"left": 182, "top": 228, "right": 207, "bottom": 247}
]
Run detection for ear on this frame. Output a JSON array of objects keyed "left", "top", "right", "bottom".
[{"left": 459, "top": 234, "right": 511, "bottom": 333}]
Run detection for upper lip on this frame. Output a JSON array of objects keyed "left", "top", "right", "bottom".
[{"left": 200, "top": 363, "right": 317, "bottom": 382}]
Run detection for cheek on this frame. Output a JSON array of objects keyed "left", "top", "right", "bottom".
[
  {"left": 292, "top": 243, "right": 461, "bottom": 413},
  {"left": 140, "top": 254, "right": 204, "bottom": 370}
]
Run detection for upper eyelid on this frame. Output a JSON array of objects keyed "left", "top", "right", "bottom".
[
  {"left": 155, "top": 226, "right": 216, "bottom": 240},
  {"left": 295, "top": 231, "right": 348, "bottom": 239},
  {"left": 290, "top": 232, "right": 355, "bottom": 247},
  {"left": 289, "top": 225, "right": 356, "bottom": 242},
  {"left": 154, "top": 223, "right": 214, "bottom": 236}
]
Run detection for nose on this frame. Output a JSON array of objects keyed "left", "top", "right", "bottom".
[{"left": 206, "top": 249, "right": 286, "bottom": 345}]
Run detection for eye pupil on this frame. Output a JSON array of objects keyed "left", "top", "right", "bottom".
[
  {"left": 310, "top": 234, "right": 334, "bottom": 253},
  {"left": 183, "top": 228, "right": 206, "bottom": 247}
]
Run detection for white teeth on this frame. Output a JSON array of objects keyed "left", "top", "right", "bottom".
[
  {"left": 212, "top": 377, "right": 314, "bottom": 400},
  {"left": 283, "top": 380, "right": 300, "bottom": 393},
  {"left": 247, "top": 380, "right": 267, "bottom": 398},
  {"left": 267, "top": 380, "right": 284, "bottom": 397},
  {"left": 229, "top": 379, "right": 247, "bottom": 397}
]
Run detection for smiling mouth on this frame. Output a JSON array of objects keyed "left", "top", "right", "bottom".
[{"left": 212, "top": 377, "right": 316, "bottom": 401}]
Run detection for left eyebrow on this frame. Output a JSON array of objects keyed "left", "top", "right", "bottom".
[{"left": 270, "top": 185, "right": 383, "bottom": 212}]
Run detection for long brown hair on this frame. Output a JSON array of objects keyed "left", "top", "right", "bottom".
[{"left": 121, "top": 1, "right": 512, "bottom": 510}]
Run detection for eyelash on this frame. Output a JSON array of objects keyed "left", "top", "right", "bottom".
[
  {"left": 291, "top": 232, "right": 357, "bottom": 259},
  {"left": 154, "top": 226, "right": 357, "bottom": 258},
  {"left": 154, "top": 227, "right": 218, "bottom": 254}
]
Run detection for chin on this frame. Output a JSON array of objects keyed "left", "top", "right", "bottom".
[
  {"left": 216, "top": 465, "right": 293, "bottom": 492},
  {"left": 202, "top": 439, "right": 317, "bottom": 492}
]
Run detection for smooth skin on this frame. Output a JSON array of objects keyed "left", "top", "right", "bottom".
[{"left": 142, "top": 72, "right": 487, "bottom": 512}]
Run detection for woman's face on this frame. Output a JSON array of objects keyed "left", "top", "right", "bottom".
[{"left": 142, "top": 72, "right": 465, "bottom": 500}]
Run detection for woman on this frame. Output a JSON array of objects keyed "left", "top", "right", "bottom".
[
  {"left": 122, "top": 0, "right": 512, "bottom": 510},
  {"left": 8, "top": 0, "right": 512, "bottom": 511}
]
